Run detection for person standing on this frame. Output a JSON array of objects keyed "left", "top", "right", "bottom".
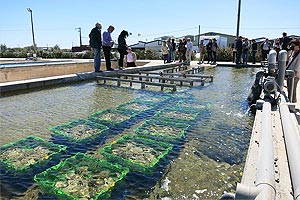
[
  {"left": 161, "top": 41, "right": 169, "bottom": 64},
  {"left": 211, "top": 38, "right": 218, "bottom": 65},
  {"left": 231, "top": 38, "right": 237, "bottom": 63},
  {"left": 166, "top": 38, "right": 172, "bottom": 63},
  {"left": 178, "top": 39, "right": 186, "bottom": 62},
  {"left": 185, "top": 38, "right": 193, "bottom": 65},
  {"left": 89, "top": 22, "right": 102, "bottom": 72},
  {"left": 198, "top": 40, "right": 205, "bottom": 64},
  {"left": 206, "top": 39, "right": 213, "bottom": 64},
  {"left": 242, "top": 38, "right": 250, "bottom": 64},
  {"left": 273, "top": 38, "right": 281, "bottom": 61},
  {"left": 124, "top": 47, "right": 136, "bottom": 67},
  {"left": 261, "top": 38, "right": 271, "bottom": 61},
  {"left": 236, "top": 36, "right": 243, "bottom": 64},
  {"left": 102, "top": 25, "right": 115, "bottom": 71},
  {"left": 117, "top": 30, "right": 129, "bottom": 69},
  {"left": 171, "top": 38, "right": 176, "bottom": 62},
  {"left": 286, "top": 39, "right": 300, "bottom": 103},
  {"left": 280, "top": 32, "right": 291, "bottom": 51},
  {"left": 251, "top": 39, "right": 258, "bottom": 64}
]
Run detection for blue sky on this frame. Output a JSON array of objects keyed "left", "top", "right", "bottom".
[{"left": 1, "top": 0, "right": 299, "bottom": 48}]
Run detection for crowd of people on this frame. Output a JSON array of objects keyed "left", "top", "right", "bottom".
[
  {"left": 161, "top": 37, "right": 219, "bottom": 65},
  {"left": 89, "top": 23, "right": 299, "bottom": 103},
  {"left": 162, "top": 32, "right": 299, "bottom": 103},
  {"left": 89, "top": 22, "right": 136, "bottom": 72},
  {"left": 233, "top": 32, "right": 299, "bottom": 103}
]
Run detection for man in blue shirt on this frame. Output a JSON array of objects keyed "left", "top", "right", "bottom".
[
  {"left": 102, "top": 25, "right": 115, "bottom": 71},
  {"left": 89, "top": 22, "right": 102, "bottom": 72}
]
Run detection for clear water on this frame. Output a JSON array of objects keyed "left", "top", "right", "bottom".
[{"left": 0, "top": 67, "right": 256, "bottom": 199}]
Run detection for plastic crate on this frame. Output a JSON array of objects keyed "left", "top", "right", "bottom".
[
  {"left": 34, "top": 153, "right": 129, "bottom": 200},
  {"left": 153, "top": 107, "right": 200, "bottom": 123},
  {"left": 100, "top": 135, "right": 173, "bottom": 174},
  {"left": 50, "top": 119, "right": 109, "bottom": 143},
  {"left": 0, "top": 136, "right": 66, "bottom": 172},
  {"left": 89, "top": 109, "right": 137, "bottom": 126},
  {"left": 134, "top": 118, "right": 190, "bottom": 141}
]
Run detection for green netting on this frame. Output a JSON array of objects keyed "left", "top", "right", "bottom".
[
  {"left": 175, "top": 100, "right": 209, "bottom": 111},
  {"left": 115, "top": 101, "right": 154, "bottom": 114},
  {"left": 34, "top": 153, "right": 129, "bottom": 200},
  {"left": 134, "top": 94, "right": 170, "bottom": 105},
  {"left": 153, "top": 107, "right": 200, "bottom": 123},
  {"left": 134, "top": 118, "right": 190, "bottom": 141},
  {"left": 0, "top": 136, "right": 66, "bottom": 172},
  {"left": 89, "top": 109, "right": 137, "bottom": 126},
  {"left": 50, "top": 119, "right": 109, "bottom": 142},
  {"left": 100, "top": 135, "right": 173, "bottom": 174}
]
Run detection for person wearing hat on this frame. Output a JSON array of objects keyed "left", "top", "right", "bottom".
[
  {"left": 124, "top": 47, "right": 136, "bottom": 67},
  {"left": 286, "top": 39, "right": 300, "bottom": 103}
]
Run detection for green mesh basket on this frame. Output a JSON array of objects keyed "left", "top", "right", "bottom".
[
  {"left": 100, "top": 135, "right": 173, "bottom": 174},
  {"left": 153, "top": 106, "right": 200, "bottom": 123},
  {"left": 134, "top": 118, "right": 190, "bottom": 141},
  {"left": 50, "top": 119, "right": 109, "bottom": 143},
  {"left": 89, "top": 109, "right": 137, "bottom": 126},
  {"left": 0, "top": 136, "right": 66, "bottom": 172},
  {"left": 34, "top": 152, "right": 129, "bottom": 200}
]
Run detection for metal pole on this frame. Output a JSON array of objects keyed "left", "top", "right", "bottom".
[
  {"left": 198, "top": 25, "right": 201, "bottom": 47},
  {"left": 75, "top": 27, "right": 82, "bottom": 47},
  {"left": 198, "top": 25, "right": 201, "bottom": 62},
  {"left": 27, "top": 8, "right": 36, "bottom": 54},
  {"left": 236, "top": 0, "right": 241, "bottom": 38}
]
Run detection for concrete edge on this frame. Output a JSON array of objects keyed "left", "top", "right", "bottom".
[{"left": 0, "top": 62, "right": 182, "bottom": 95}]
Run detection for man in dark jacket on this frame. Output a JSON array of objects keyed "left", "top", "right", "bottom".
[{"left": 89, "top": 22, "right": 102, "bottom": 72}]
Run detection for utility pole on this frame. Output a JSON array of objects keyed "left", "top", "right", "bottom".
[
  {"left": 75, "top": 27, "right": 82, "bottom": 47},
  {"left": 27, "top": 8, "right": 37, "bottom": 54},
  {"left": 198, "top": 25, "right": 201, "bottom": 47},
  {"left": 236, "top": 0, "right": 241, "bottom": 38}
]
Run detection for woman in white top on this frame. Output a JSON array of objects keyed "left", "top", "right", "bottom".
[{"left": 124, "top": 48, "right": 136, "bottom": 67}]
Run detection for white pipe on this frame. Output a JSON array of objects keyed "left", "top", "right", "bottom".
[
  {"left": 235, "top": 101, "right": 276, "bottom": 199},
  {"left": 280, "top": 102, "right": 300, "bottom": 200},
  {"left": 277, "top": 50, "right": 287, "bottom": 92}
]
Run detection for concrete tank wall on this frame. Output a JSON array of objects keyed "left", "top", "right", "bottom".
[{"left": 0, "top": 60, "right": 149, "bottom": 83}]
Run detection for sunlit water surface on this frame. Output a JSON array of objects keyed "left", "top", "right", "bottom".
[{"left": 0, "top": 67, "right": 257, "bottom": 199}]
